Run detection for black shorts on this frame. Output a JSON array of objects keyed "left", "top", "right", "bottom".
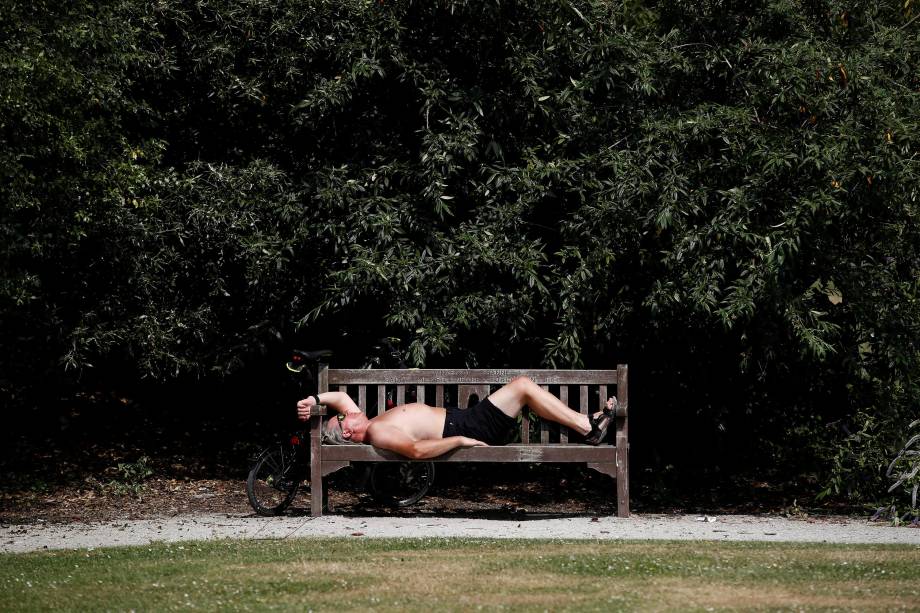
[{"left": 442, "top": 398, "right": 518, "bottom": 446}]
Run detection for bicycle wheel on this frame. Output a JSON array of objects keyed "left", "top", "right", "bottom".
[
  {"left": 246, "top": 444, "right": 303, "bottom": 516},
  {"left": 368, "top": 462, "right": 435, "bottom": 507}
]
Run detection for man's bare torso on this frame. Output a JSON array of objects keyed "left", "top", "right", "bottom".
[{"left": 369, "top": 403, "right": 446, "bottom": 441}]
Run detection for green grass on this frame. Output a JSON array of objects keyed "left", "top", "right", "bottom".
[{"left": 2, "top": 538, "right": 919, "bottom": 611}]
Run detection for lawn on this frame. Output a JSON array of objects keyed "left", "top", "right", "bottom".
[{"left": 1, "top": 538, "right": 918, "bottom": 611}]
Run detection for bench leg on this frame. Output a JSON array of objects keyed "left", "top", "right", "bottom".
[
  {"left": 310, "top": 416, "right": 324, "bottom": 517},
  {"left": 616, "top": 444, "right": 629, "bottom": 518},
  {"left": 311, "top": 464, "right": 323, "bottom": 517}
]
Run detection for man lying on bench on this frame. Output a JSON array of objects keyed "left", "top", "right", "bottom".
[{"left": 296, "top": 376, "right": 617, "bottom": 459}]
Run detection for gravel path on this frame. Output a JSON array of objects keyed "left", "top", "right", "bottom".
[{"left": 3, "top": 513, "right": 918, "bottom": 553}]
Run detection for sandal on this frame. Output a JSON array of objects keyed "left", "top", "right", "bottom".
[{"left": 585, "top": 397, "right": 618, "bottom": 445}]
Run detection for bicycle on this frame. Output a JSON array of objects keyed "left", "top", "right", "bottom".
[{"left": 246, "top": 349, "right": 435, "bottom": 515}]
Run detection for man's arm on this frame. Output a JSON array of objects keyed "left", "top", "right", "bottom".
[
  {"left": 296, "top": 391, "right": 359, "bottom": 421},
  {"left": 365, "top": 423, "right": 487, "bottom": 459}
]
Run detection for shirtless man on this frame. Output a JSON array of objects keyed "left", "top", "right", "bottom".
[{"left": 296, "top": 375, "right": 617, "bottom": 459}]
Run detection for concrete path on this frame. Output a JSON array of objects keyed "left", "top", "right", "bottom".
[{"left": 3, "top": 513, "right": 919, "bottom": 553}]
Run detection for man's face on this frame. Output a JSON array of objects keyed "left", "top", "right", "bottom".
[
  {"left": 323, "top": 413, "right": 367, "bottom": 442},
  {"left": 341, "top": 413, "right": 366, "bottom": 441}
]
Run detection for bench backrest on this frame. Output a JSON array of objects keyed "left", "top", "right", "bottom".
[{"left": 319, "top": 366, "right": 628, "bottom": 445}]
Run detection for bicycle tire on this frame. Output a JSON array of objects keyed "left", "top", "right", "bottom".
[
  {"left": 368, "top": 461, "right": 435, "bottom": 507},
  {"left": 246, "top": 445, "right": 302, "bottom": 516}
]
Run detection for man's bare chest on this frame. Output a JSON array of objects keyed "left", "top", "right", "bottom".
[{"left": 372, "top": 405, "right": 447, "bottom": 439}]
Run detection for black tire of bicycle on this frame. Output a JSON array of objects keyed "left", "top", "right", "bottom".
[
  {"left": 368, "top": 461, "right": 435, "bottom": 507},
  {"left": 246, "top": 447, "right": 301, "bottom": 516}
]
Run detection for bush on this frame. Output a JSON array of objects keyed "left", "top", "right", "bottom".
[
  {"left": 886, "top": 419, "right": 920, "bottom": 510},
  {"left": 2, "top": 0, "right": 918, "bottom": 503},
  {"left": 105, "top": 456, "right": 154, "bottom": 498}
]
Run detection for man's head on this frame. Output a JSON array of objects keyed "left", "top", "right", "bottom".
[{"left": 322, "top": 411, "right": 369, "bottom": 444}]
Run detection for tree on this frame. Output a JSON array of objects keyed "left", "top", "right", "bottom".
[{"left": 2, "top": 0, "right": 918, "bottom": 501}]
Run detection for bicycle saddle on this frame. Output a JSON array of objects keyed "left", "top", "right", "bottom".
[{"left": 291, "top": 349, "right": 333, "bottom": 361}]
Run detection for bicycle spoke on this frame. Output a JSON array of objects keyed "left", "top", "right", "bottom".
[{"left": 262, "top": 451, "right": 282, "bottom": 474}]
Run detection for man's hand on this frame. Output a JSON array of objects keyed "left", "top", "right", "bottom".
[
  {"left": 461, "top": 437, "right": 488, "bottom": 447},
  {"left": 296, "top": 396, "right": 317, "bottom": 422}
]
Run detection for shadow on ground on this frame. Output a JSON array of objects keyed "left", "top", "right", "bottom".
[{"left": 2, "top": 390, "right": 854, "bottom": 524}]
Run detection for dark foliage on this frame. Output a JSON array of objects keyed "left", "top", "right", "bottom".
[{"left": 2, "top": 0, "right": 918, "bottom": 504}]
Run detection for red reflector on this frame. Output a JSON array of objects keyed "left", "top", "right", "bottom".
[
  {"left": 292, "top": 355, "right": 302, "bottom": 362},
  {"left": 290, "top": 436, "right": 300, "bottom": 445}
]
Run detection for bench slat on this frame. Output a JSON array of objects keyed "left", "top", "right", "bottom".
[
  {"left": 416, "top": 384, "right": 425, "bottom": 404},
  {"left": 358, "top": 385, "right": 367, "bottom": 412},
  {"left": 458, "top": 384, "right": 489, "bottom": 408},
  {"left": 322, "top": 443, "right": 618, "bottom": 463},
  {"left": 521, "top": 408, "right": 530, "bottom": 444},
  {"left": 329, "top": 369, "right": 617, "bottom": 385},
  {"left": 377, "top": 385, "right": 385, "bottom": 415},
  {"left": 540, "top": 385, "right": 550, "bottom": 444},
  {"left": 560, "top": 386, "right": 569, "bottom": 444},
  {"left": 397, "top": 385, "right": 405, "bottom": 406}
]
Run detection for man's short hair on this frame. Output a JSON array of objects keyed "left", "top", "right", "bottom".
[{"left": 322, "top": 417, "right": 359, "bottom": 445}]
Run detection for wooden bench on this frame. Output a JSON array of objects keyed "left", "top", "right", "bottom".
[{"left": 307, "top": 365, "right": 630, "bottom": 517}]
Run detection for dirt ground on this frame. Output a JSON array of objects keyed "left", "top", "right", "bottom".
[{"left": 1, "top": 462, "right": 632, "bottom": 525}]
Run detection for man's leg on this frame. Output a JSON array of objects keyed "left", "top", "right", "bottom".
[{"left": 487, "top": 376, "right": 592, "bottom": 435}]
